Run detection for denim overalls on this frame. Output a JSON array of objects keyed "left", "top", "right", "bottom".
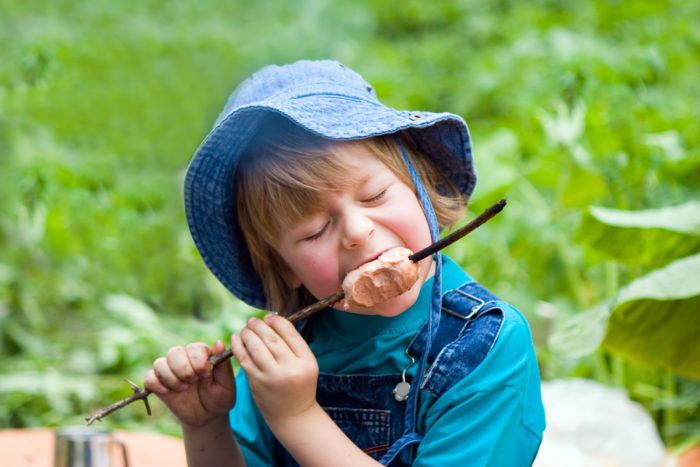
[{"left": 273, "top": 280, "right": 505, "bottom": 466}]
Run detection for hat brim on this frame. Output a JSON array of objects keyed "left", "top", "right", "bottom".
[{"left": 185, "top": 96, "right": 474, "bottom": 309}]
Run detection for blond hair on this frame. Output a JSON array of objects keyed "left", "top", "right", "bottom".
[{"left": 235, "top": 116, "right": 468, "bottom": 315}]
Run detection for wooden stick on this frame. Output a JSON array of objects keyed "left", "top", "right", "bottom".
[
  {"left": 85, "top": 199, "right": 506, "bottom": 424},
  {"left": 286, "top": 291, "right": 345, "bottom": 324},
  {"left": 285, "top": 199, "right": 507, "bottom": 323},
  {"left": 408, "top": 198, "right": 506, "bottom": 262}
]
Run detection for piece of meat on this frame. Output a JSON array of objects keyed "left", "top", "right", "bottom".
[{"left": 342, "top": 247, "right": 420, "bottom": 309}]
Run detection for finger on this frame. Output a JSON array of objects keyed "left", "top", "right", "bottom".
[
  {"left": 231, "top": 333, "right": 261, "bottom": 378},
  {"left": 209, "top": 340, "right": 234, "bottom": 391},
  {"left": 245, "top": 317, "right": 294, "bottom": 362},
  {"left": 185, "top": 342, "right": 213, "bottom": 378},
  {"left": 144, "top": 368, "right": 170, "bottom": 395},
  {"left": 238, "top": 327, "right": 278, "bottom": 372},
  {"left": 153, "top": 356, "right": 188, "bottom": 392},
  {"left": 264, "top": 314, "right": 314, "bottom": 360},
  {"left": 211, "top": 339, "right": 226, "bottom": 355},
  {"left": 166, "top": 346, "right": 197, "bottom": 383}
]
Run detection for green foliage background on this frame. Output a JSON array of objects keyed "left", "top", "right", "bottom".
[{"left": 1, "top": 0, "right": 699, "bottom": 448}]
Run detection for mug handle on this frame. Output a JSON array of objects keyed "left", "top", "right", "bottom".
[{"left": 114, "top": 439, "right": 130, "bottom": 467}]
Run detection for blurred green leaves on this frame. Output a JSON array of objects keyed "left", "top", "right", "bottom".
[
  {"left": 549, "top": 254, "right": 700, "bottom": 379},
  {"left": 604, "top": 254, "right": 700, "bottom": 381},
  {"left": 1, "top": 0, "right": 699, "bottom": 446},
  {"left": 577, "top": 202, "right": 700, "bottom": 267},
  {"left": 553, "top": 201, "right": 700, "bottom": 373}
]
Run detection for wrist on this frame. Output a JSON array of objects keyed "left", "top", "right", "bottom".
[
  {"left": 181, "top": 412, "right": 230, "bottom": 433},
  {"left": 181, "top": 413, "right": 244, "bottom": 467},
  {"left": 263, "top": 400, "right": 322, "bottom": 431}
]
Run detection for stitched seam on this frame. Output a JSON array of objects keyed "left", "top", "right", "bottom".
[
  {"left": 265, "top": 81, "right": 364, "bottom": 101},
  {"left": 419, "top": 341, "right": 456, "bottom": 390},
  {"left": 456, "top": 319, "right": 472, "bottom": 339},
  {"left": 363, "top": 444, "right": 390, "bottom": 454}
]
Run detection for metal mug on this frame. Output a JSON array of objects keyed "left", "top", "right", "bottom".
[{"left": 54, "top": 426, "right": 129, "bottom": 467}]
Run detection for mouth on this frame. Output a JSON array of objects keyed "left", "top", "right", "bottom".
[{"left": 347, "top": 247, "right": 396, "bottom": 275}]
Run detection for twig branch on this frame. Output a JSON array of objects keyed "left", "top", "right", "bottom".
[
  {"left": 85, "top": 199, "right": 506, "bottom": 425},
  {"left": 408, "top": 198, "right": 506, "bottom": 262},
  {"left": 85, "top": 378, "right": 152, "bottom": 425}
]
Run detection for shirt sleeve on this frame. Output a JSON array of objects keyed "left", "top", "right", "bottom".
[
  {"left": 229, "top": 369, "right": 276, "bottom": 467},
  {"left": 413, "top": 306, "right": 545, "bottom": 467}
]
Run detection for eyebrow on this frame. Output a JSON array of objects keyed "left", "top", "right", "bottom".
[{"left": 357, "top": 173, "right": 371, "bottom": 185}]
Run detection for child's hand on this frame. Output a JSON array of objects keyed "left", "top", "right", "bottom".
[
  {"left": 232, "top": 314, "right": 319, "bottom": 424},
  {"left": 144, "top": 340, "right": 235, "bottom": 428}
]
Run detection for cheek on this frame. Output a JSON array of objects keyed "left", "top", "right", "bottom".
[
  {"left": 287, "top": 249, "right": 341, "bottom": 294},
  {"left": 385, "top": 186, "right": 433, "bottom": 247},
  {"left": 392, "top": 205, "right": 432, "bottom": 249}
]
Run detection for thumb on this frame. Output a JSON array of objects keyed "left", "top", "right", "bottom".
[
  {"left": 211, "top": 339, "right": 226, "bottom": 355},
  {"left": 210, "top": 339, "right": 234, "bottom": 388}
]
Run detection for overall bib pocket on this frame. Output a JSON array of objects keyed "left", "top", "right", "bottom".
[{"left": 323, "top": 406, "right": 392, "bottom": 460}]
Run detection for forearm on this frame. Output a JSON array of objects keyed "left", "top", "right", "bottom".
[
  {"left": 182, "top": 414, "right": 246, "bottom": 467},
  {"left": 267, "top": 403, "right": 382, "bottom": 467}
]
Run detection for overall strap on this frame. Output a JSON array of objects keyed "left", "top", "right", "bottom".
[
  {"left": 377, "top": 432, "right": 421, "bottom": 466},
  {"left": 408, "top": 280, "right": 504, "bottom": 394},
  {"left": 379, "top": 281, "right": 504, "bottom": 465},
  {"left": 377, "top": 136, "right": 444, "bottom": 466}
]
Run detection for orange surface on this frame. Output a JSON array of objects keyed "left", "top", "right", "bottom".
[
  {"left": 0, "top": 428, "right": 187, "bottom": 467},
  {"left": 680, "top": 445, "right": 700, "bottom": 467}
]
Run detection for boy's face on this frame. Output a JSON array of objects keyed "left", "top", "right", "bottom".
[{"left": 275, "top": 145, "right": 434, "bottom": 317}]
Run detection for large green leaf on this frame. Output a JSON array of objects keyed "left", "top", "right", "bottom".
[
  {"left": 547, "top": 303, "right": 610, "bottom": 359},
  {"left": 602, "top": 253, "right": 700, "bottom": 381},
  {"left": 576, "top": 202, "right": 700, "bottom": 267}
]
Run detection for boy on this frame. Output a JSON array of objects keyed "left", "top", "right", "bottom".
[{"left": 146, "top": 59, "right": 545, "bottom": 466}]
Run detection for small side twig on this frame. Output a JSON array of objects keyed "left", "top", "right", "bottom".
[
  {"left": 85, "top": 199, "right": 506, "bottom": 425},
  {"left": 85, "top": 378, "right": 151, "bottom": 425}
]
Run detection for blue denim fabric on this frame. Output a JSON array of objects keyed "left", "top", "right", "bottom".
[{"left": 273, "top": 280, "right": 505, "bottom": 466}]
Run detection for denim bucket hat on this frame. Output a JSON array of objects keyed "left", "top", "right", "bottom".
[{"left": 184, "top": 59, "right": 476, "bottom": 309}]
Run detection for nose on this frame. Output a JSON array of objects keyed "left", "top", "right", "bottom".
[{"left": 341, "top": 208, "right": 375, "bottom": 249}]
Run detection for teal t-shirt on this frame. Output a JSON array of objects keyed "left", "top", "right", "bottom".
[{"left": 230, "top": 255, "right": 545, "bottom": 466}]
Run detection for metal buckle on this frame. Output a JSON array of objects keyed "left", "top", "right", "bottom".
[{"left": 453, "top": 289, "right": 485, "bottom": 320}]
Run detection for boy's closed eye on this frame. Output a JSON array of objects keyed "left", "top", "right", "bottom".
[
  {"left": 361, "top": 188, "right": 388, "bottom": 204},
  {"left": 303, "top": 222, "right": 329, "bottom": 242},
  {"left": 298, "top": 187, "right": 390, "bottom": 243}
]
